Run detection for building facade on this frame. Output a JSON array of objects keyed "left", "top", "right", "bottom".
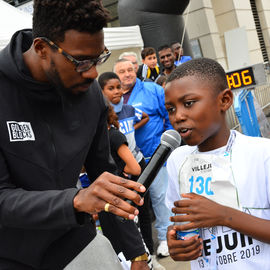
[
  {"left": 4, "top": 0, "right": 270, "bottom": 71},
  {"left": 184, "top": 0, "right": 270, "bottom": 71}
]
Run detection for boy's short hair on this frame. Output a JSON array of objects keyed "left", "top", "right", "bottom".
[
  {"left": 167, "top": 58, "right": 228, "bottom": 93},
  {"left": 98, "top": 72, "right": 120, "bottom": 90},
  {"left": 32, "top": 0, "right": 109, "bottom": 42},
  {"left": 141, "top": 47, "right": 156, "bottom": 59}
]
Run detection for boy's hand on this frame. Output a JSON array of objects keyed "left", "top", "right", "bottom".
[
  {"left": 167, "top": 226, "right": 202, "bottom": 261},
  {"left": 170, "top": 193, "right": 226, "bottom": 230},
  {"left": 73, "top": 172, "right": 145, "bottom": 220}
]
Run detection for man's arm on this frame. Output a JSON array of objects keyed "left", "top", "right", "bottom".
[{"left": 0, "top": 149, "right": 82, "bottom": 229}]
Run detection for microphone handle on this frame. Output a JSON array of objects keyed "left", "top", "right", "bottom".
[
  {"left": 126, "top": 144, "right": 172, "bottom": 206},
  {"left": 138, "top": 144, "right": 172, "bottom": 196}
]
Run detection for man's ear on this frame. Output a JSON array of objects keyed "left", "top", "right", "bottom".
[
  {"left": 33, "top": 38, "right": 48, "bottom": 59},
  {"left": 220, "top": 88, "right": 233, "bottom": 113}
]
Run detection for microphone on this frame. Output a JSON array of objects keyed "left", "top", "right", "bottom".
[{"left": 127, "top": 129, "right": 181, "bottom": 206}]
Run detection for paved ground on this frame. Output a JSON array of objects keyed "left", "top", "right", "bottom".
[{"left": 158, "top": 256, "right": 190, "bottom": 270}]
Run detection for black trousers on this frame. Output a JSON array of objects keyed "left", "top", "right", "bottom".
[
  {"left": 131, "top": 158, "right": 154, "bottom": 255},
  {"left": 99, "top": 158, "right": 154, "bottom": 258}
]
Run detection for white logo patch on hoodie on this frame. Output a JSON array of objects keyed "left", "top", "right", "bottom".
[{"left": 7, "top": 121, "right": 35, "bottom": 142}]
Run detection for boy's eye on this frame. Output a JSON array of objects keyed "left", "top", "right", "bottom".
[
  {"left": 184, "top": 101, "right": 195, "bottom": 107},
  {"left": 166, "top": 106, "right": 175, "bottom": 114}
]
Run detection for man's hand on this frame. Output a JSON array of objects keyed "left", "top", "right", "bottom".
[
  {"left": 131, "top": 261, "right": 149, "bottom": 270},
  {"left": 167, "top": 225, "right": 202, "bottom": 261},
  {"left": 73, "top": 172, "right": 146, "bottom": 220}
]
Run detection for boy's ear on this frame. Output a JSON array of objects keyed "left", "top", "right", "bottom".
[
  {"left": 220, "top": 88, "right": 233, "bottom": 112},
  {"left": 142, "top": 59, "right": 145, "bottom": 64}
]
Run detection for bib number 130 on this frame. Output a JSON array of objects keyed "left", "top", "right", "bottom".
[{"left": 189, "top": 176, "right": 214, "bottom": 195}]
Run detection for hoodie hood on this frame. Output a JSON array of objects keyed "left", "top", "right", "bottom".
[{"left": 0, "top": 29, "right": 61, "bottom": 103}]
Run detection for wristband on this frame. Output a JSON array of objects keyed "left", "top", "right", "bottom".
[{"left": 131, "top": 253, "right": 148, "bottom": 262}]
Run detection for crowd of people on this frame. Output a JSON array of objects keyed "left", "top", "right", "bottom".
[
  {"left": 1, "top": 1, "right": 270, "bottom": 270},
  {"left": 80, "top": 41, "right": 192, "bottom": 269}
]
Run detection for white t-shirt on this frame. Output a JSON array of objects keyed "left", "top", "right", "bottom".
[{"left": 166, "top": 131, "right": 270, "bottom": 270}]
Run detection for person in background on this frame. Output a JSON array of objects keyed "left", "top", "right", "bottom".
[
  {"left": 119, "top": 51, "right": 140, "bottom": 73},
  {"left": 99, "top": 72, "right": 165, "bottom": 270},
  {"left": 156, "top": 75, "right": 167, "bottom": 89},
  {"left": 106, "top": 101, "right": 141, "bottom": 177},
  {"left": 137, "top": 47, "right": 160, "bottom": 82},
  {"left": 98, "top": 72, "right": 149, "bottom": 165},
  {"left": 114, "top": 59, "right": 173, "bottom": 259},
  {"left": 165, "top": 58, "right": 270, "bottom": 269},
  {"left": 158, "top": 45, "right": 176, "bottom": 77},
  {"left": 98, "top": 100, "right": 151, "bottom": 270},
  {"left": 0, "top": 1, "right": 147, "bottom": 269},
  {"left": 79, "top": 101, "right": 149, "bottom": 270},
  {"left": 170, "top": 41, "right": 192, "bottom": 66}
]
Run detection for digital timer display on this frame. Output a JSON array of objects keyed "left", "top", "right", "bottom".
[{"left": 226, "top": 67, "right": 256, "bottom": 90}]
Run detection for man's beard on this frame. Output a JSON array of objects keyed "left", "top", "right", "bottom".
[{"left": 45, "top": 60, "right": 93, "bottom": 105}]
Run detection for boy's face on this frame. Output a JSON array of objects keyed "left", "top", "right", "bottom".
[
  {"left": 103, "top": 78, "right": 123, "bottom": 104},
  {"left": 165, "top": 75, "right": 232, "bottom": 152},
  {"left": 142, "top": 53, "right": 157, "bottom": 69}
]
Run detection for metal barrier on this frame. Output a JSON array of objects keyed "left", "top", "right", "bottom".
[{"left": 226, "top": 73, "right": 270, "bottom": 132}]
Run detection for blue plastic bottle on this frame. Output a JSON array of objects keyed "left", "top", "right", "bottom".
[
  {"left": 175, "top": 198, "right": 200, "bottom": 240},
  {"left": 176, "top": 227, "right": 200, "bottom": 240}
]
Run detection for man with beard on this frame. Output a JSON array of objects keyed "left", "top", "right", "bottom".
[
  {"left": 0, "top": 1, "right": 149, "bottom": 270},
  {"left": 158, "top": 45, "right": 176, "bottom": 77}
]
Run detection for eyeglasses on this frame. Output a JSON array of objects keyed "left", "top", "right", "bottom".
[{"left": 40, "top": 37, "right": 111, "bottom": 73}]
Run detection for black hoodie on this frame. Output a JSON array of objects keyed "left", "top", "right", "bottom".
[{"left": 0, "top": 30, "right": 117, "bottom": 269}]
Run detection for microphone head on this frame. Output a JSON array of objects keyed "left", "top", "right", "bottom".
[{"left": 160, "top": 129, "right": 181, "bottom": 150}]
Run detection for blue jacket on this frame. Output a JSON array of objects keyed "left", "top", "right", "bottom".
[
  {"left": 175, "top": 55, "right": 192, "bottom": 66},
  {"left": 127, "top": 78, "right": 173, "bottom": 159}
]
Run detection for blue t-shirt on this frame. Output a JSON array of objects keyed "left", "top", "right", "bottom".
[{"left": 117, "top": 104, "right": 144, "bottom": 162}]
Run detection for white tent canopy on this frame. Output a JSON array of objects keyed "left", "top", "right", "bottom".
[
  {"left": 104, "top": 26, "right": 143, "bottom": 50},
  {"left": 0, "top": 0, "right": 32, "bottom": 50},
  {"left": 0, "top": 0, "right": 143, "bottom": 51}
]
